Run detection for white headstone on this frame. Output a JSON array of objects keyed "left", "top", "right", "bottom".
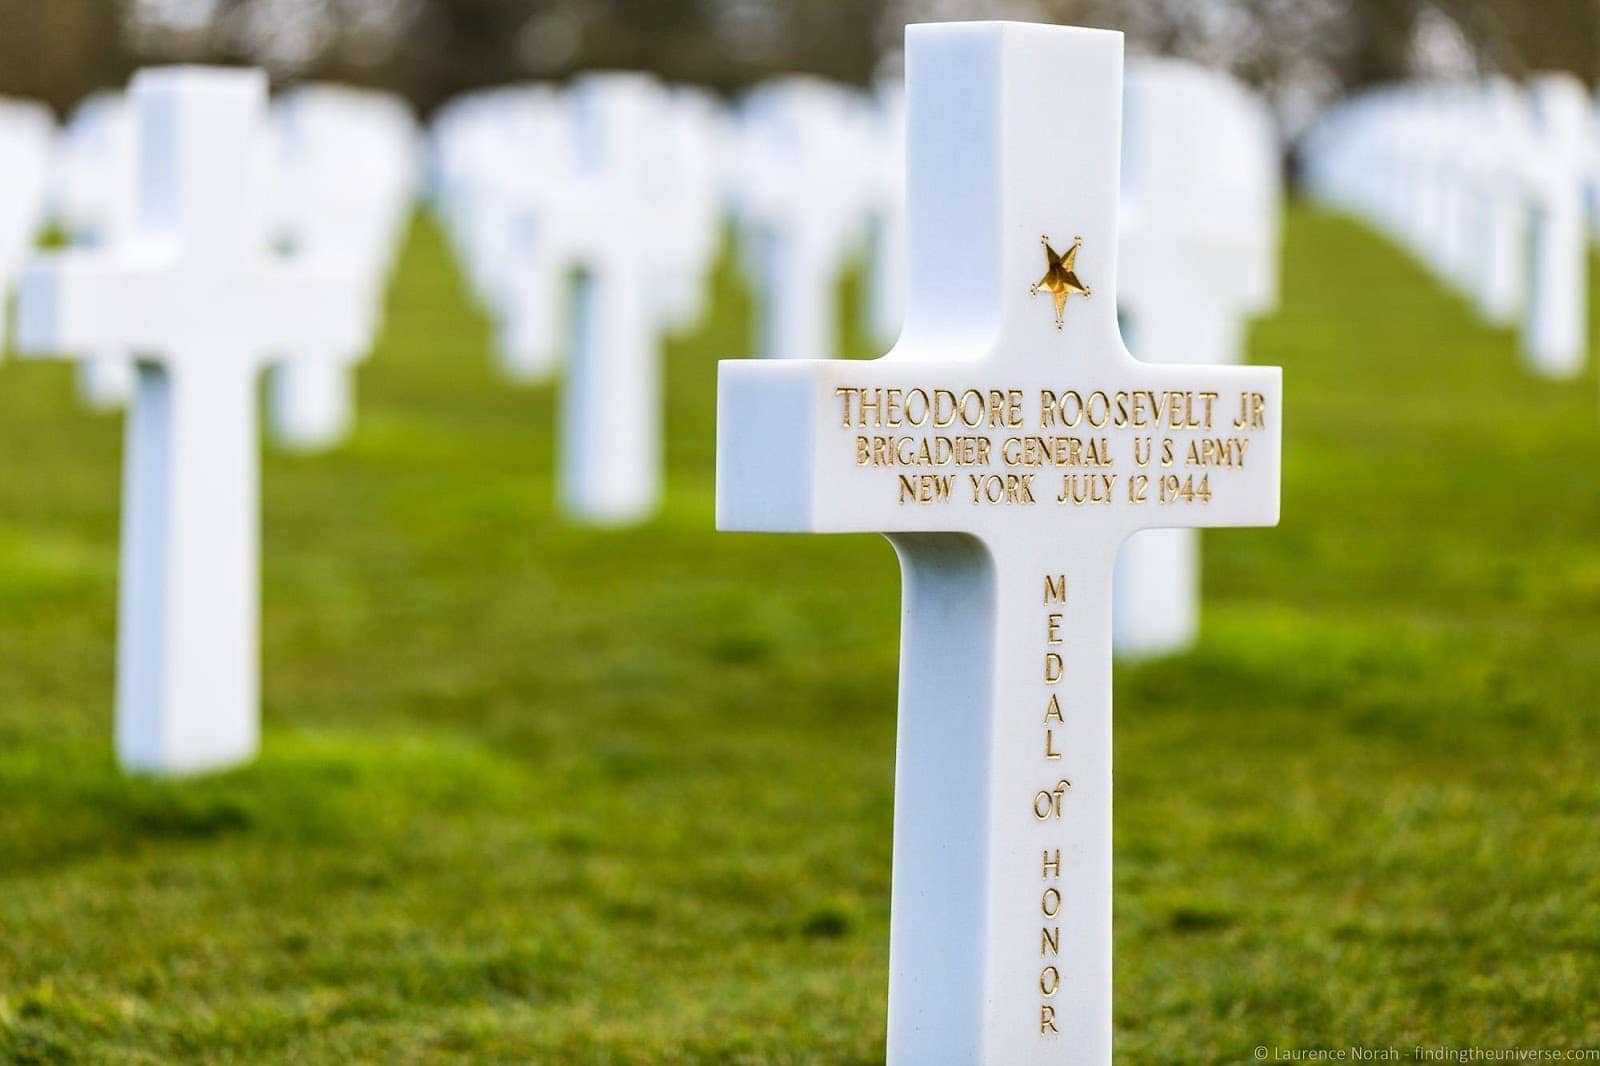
[
  {"left": 16, "top": 67, "right": 364, "bottom": 775},
  {"left": 1475, "top": 79, "right": 1529, "bottom": 327},
  {"left": 864, "top": 77, "right": 908, "bottom": 345},
  {"left": 654, "top": 86, "right": 727, "bottom": 334},
  {"left": 1114, "top": 60, "right": 1281, "bottom": 657},
  {"left": 54, "top": 91, "right": 138, "bottom": 410},
  {"left": 467, "top": 86, "right": 576, "bottom": 384},
  {"left": 1522, "top": 73, "right": 1590, "bottom": 378},
  {"left": 731, "top": 78, "right": 872, "bottom": 360},
  {"left": 0, "top": 99, "right": 55, "bottom": 354},
  {"left": 266, "top": 84, "right": 420, "bottom": 451},
  {"left": 717, "top": 22, "right": 1282, "bottom": 1064},
  {"left": 429, "top": 86, "right": 533, "bottom": 335},
  {"left": 431, "top": 75, "right": 699, "bottom": 523},
  {"left": 558, "top": 74, "right": 667, "bottom": 524}
]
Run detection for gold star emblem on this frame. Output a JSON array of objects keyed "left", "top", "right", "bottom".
[{"left": 1030, "top": 235, "right": 1091, "bottom": 330}]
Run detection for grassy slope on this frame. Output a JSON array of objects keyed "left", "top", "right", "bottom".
[{"left": 0, "top": 207, "right": 1597, "bottom": 1063}]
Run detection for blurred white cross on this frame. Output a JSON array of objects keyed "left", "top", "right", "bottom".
[{"left": 17, "top": 67, "right": 364, "bottom": 775}]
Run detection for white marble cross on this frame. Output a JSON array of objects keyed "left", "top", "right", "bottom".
[
  {"left": 0, "top": 98, "right": 55, "bottom": 354},
  {"left": 653, "top": 86, "right": 726, "bottom": 335},
  {"left": 16, "top": 67, "right": 364, "bottom": 775},
  {"left": 266, "top": 85, "right": 419, "bottom": 451},
  {"left": 1474, "top": 79, "right": 1530, "bottom": 328},
  {"left": 1522, "top": 73, "right": 1590, "bottom": 378},
  {"left": 731, "top": 78, "right": 872, "bottom": 361},
  {"left": 458, "top": 86, "right": 574, "bottom": 384},
  {"left": 864, "top": 77, "right": 908, "bottom": 346},
  {"left": 717, "top": 23, "right": 1282, "bottom": 1065},
  {"left": 431, "top": 76, "right": 686, "bottom": 524},
  {"left": 1114, "top": 61, "right": 1281, "bottom": 657},
  {"left": 54, "top": 91, "right": 139, "bottom": 410}
]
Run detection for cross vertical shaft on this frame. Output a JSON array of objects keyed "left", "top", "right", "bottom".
[{"left": 118, "top": 355, "right": 260, "bottom": 770}]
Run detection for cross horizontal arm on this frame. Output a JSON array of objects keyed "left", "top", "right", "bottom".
[
  {"left": 252, "top": 267, "right": 369, "bottom": 359},
  {"left": 717, "top": 355, "right": 1281, "bottom": 541},
  {"left": 15, "top": 251, "right": 172, "bottom": 356},
  {"left": 16, "top": 249, "right": 367, "bottom": 365}
]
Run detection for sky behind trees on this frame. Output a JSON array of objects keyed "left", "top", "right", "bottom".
[{"left": 1, "top": 0, "right": 1597, "bottom": 121}]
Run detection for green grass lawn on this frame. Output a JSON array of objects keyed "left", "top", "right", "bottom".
[{"left": 1, "top": 206, "right": 1598, "bottom": 1063}]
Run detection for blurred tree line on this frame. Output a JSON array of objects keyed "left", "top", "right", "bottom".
[{"left": 0, "top": 0, "right": 1597, "bottom": 119}]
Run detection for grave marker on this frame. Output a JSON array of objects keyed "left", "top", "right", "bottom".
[
  {"left": 1475, "top": 79, "right": 1529, "bottom": 327},
  {"left": 267, "top": 85, "right": 420, "bottom": 451},
  {"left": 1523, "top": 73, "right": 1590, "bottom": 378},
  {"left": 865, "top": 77, "right": 908, "bottom": 345},
  {"left": 55, "top": 91, "right": 138, "bottom": 410},
  {"left": 1114, "top": 61, "right": 1281, "bottom": 657},
  {"left": 16, "top": 67, "right": 364, "bottom": 775},
  {"left": 717, "top": 23, "right": 1282, "bottom": 1064},
  {"left": 558, "top": 74, "right": 668, "bottom": 524},
  {"left": 732, "top": 79, "right": 872, "bottom": 360},
  {"left": 0, "top": 99, "right": 54, "bottom": 354}
]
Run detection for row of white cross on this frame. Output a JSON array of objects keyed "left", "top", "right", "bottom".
[
  {"left": 1301, "top": 73, "right": 1599, "bottom": 377},
  {"left": 431, "top": 61, "right": 1284, "bottom": 657},
  {"left": 0, "top": 57, "right": 1281, "bottom": 775},
  {"left": 0, "top": 57, "right": 1282, "bottom": 778}
]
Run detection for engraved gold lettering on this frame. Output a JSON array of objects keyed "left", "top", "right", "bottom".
[
  {"left": 860, "top": 388, "right": 882, "bottom": 425},
  {"left": 1000, "top": 435, "right": 1113, "bottom": 469},
  {"left": 1040, "top": 966, "right": 1060, "bottom": 996},
  {"left": 978, "top": 389, "right": 1024, "bottom": 429},
  {"left": 904, "top": 388, "right": 930, "bottom": 425},
  {"left": 1041, "top": 1005, "right": 1059, "bottom": 1035},
  {"left": 1032, "top": 780, "right": 1070, "bottom": 820},
  {"left": 969, "top": 473, "right": 1036, "bottom": 505},
  {"left": 1044, "top": 575, "right": 1067, "bottom": 604},
  {"left": 1055, "top": 473, "right": 1117, "bottom": 505},
  {"left": 898, "top": 474, "right": 954, "bottom": 504},
  {"left": 1184, "top": 437, "right": 1251, "bottom": 468},
  {"left": 958, "top": 389, "right": 983, "bottom": 426},
  {"left": 836, "top": 387, "right": 858, "bottom": 427},
  {"left": 1235, "top": 390, "right": 1266, "bottom": 429},
  {"left": 1044, "top": 693, "right": 1063, "bottom": 723},
  {"left": 1159, "top": 473, "right": 1212, "bottom": 505},
  {"left": 1085, "top": 390, "right": 1110, "bottom": 428}
]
